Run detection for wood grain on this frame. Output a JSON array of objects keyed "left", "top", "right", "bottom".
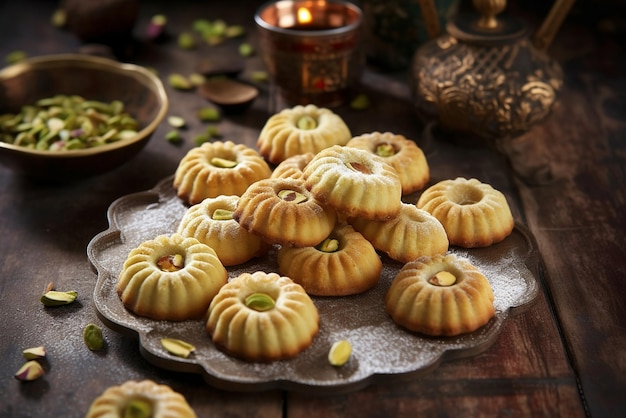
[{"left": 1, "top": 0, "right": 624, "bottom": 417}]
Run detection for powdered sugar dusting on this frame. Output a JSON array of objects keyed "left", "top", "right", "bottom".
[{"left": 88, "top": 176, "right": 540, "bottom": 393}]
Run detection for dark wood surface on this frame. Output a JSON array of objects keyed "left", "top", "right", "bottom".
[{"left": 1, "top": 1, "right": 624, "bottom": 417}]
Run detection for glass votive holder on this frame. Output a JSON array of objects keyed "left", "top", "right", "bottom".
[{"left": 255, "top": 0, "right": 363, "bottom": 107}]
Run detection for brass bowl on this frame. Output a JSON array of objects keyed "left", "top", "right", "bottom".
[{"left": 0, "top": 54, "right": 168, "bottom": 178}]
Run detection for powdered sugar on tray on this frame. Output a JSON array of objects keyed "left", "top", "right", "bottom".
[{"left": 88, "top": 175, "right": 540, "bottom": 393}]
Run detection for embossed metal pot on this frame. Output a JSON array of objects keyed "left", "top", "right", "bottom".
[{"left": 410, "top": 0, "right": 574, "bottom": 145}]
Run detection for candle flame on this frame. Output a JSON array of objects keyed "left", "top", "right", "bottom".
[{"left": 297, "top": 7, "right": 313, "bottom": 25}]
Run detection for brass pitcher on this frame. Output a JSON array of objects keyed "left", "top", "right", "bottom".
[{"left": 411, "top": 0, "right": 575, "bottom": 145}]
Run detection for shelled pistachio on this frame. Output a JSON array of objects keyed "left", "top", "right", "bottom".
[
  {"left": 161, "top": 338, "right": 195, "bottom": 358},
  {"left": 22, "top": 346, "right": 46, "bottom": 360},
  {"left": 14, "top": 361, "right": 45, "bottom": 381},
  {"left": 328, "top": 340, "right": 352, "bottom": 366},
  {"left": 83, "top": 324, "right": 105, "bottom": 351},
  {"left": 40, "top": 290, "right": 78, "bottom": 306},
  {"left": 0, "top": 95, "right": 138, "bottom": 151}
]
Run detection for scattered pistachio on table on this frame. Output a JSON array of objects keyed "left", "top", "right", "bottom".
[
  {"left": 177, "top": 32, "right": 196, "bottom": 50},
  {"left": 192, "top": 18, "right": 246, "bottom": 45},
  {"left": 350, "top": 94, "right": 370, "bottom": 110},
  {"left": 83, "top": 324, "right": 105, "bottom": 351},
  {"left": 188, "top": 73, "right": 206, "bottom": 87},
  {"left": 251, "top": 71, "right": 269, "bottom": 83},
  {"left": 238, "top": 43, "right": 254, "bottom": 57},
  {"left": 197, "top": 107, "right": 220, "bottom": 122},
  {"left": 168, "top": 73, "right": 193, "bottom": 90},
  {"left": 147, "top": 14, "right": 168, "bottom": 41},
  {"left": 50, "top": 8, "right": 66, "bottom": 28},
  {"left": 40, "top": 290, "right": 78, "bottom": 307},
  {"left": 22, "top": 346, "right": 46, "bottom": 360},
  {"left": 165, "top": 130, "right": 183, "bottom": 144},
  {"left": 167, "top": 115, "right": 186, "bottom": 129},
  {"left": 224, "top": 25, "right": 246, "bottom": 39},
  {"left": 14, "top": 360, "right": 45, "bottom": 382}
]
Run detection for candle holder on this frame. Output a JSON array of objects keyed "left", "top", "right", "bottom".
[{"left": 255, "top": 0, "right": 363, "bottom": 107}]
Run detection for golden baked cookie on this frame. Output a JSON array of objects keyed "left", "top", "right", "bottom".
[
  {"left": 303, "top": 145, "right": 402, "bottom": 221},
  {"left": 233, "top": 177, "right": 337, "bottom": 247},
  {"left": 117, "top": 233, "right": 228, "bottom": 320},
  {"left": 385, "top": 253, "right": 495, "bottom": 336},
  {"left": 349, "top": 203, "right": 449, "bottom": 263},
  {"left": 278, "top": 223, "right": 382, "bottom": 296},
  {"left": 347, "top": 131, "right": 429, "bottom": 194},
  {"left": 270, "top": 152, "right": 314, "bottom": 181},
  {"left": 177, "top": 195, "right": 270, "bottom": 266},
  {"left": 173, "top": 140, "right": 271, "bottom": 205},
  {"left": 206, "top": 271, "right": 319, "bottom": 362},
  {"left": 85, "top": 379, "right": 197, "bottom": 418},
  {"left": 417, "top": 177, "right": 515, "bottom": 248},
  {"left": 256, "top": 104, "right": 351, "bottom": 164}
]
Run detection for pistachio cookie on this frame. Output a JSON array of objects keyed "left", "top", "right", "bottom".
[
  {"left": 174, "top": 140, "right": 271, "bottom": 205},
  {"left": 257, "top": 104, "right": 351, "bottom": 164}
]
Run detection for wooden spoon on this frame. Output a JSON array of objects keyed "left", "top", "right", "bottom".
[{"left": 198, "top": 77, "right": 258, "bottom": 113}]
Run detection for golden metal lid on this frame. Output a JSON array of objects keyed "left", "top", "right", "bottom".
[{"left": 446, "top": 0, "right": 527, "bottom": 45}]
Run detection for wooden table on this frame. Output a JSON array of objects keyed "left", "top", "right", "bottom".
[{"left": 1, "top": 1, "right": 624, "bottom": 417}]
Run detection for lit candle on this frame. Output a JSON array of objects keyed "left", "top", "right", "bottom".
[
  {"left": 297, "top": 7, "right": 313, "bottom": 25},
  {"left": 255, "top": 0, "right": 363, "bottom": 107}
]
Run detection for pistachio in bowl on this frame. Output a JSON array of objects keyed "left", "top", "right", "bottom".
[{"left": 0, "top": 54, "right": 168, "bottom": 178}]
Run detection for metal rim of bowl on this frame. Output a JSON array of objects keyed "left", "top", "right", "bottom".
[{"left": 0, "top": 53, "right": 169, "bottom": 159}]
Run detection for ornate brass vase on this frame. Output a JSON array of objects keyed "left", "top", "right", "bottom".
[{"left": 411, "top": 0, "right": 574, "bottom": 145}]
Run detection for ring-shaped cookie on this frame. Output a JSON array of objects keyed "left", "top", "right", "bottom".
[
  {"left": 86, "top": 380, "right": 197, "bottom": 418},
  {"left": 174, "top": 140, "right": 271, "bottom": 205},
  {"left": 206, "top": 271, "right": 319, "bottom": 362},
  {"left": 233, "top": 177, "right": 337, "bottom": 247},
  {"left": 417, "top": 177, "right": 514, "bottom": 248},
  {"left": 350, "top": 203, "right": 448, "bottom": 263},
  {"left": 177, "top": 195, "right": 270, "bottom": 266},
  {"left": 257, "top": 104, "right": 351, "bottom": 164},
  {"left": 385, "top": 253, "right": 495, "bottom": 336},
  {"left": 117, "top": 233, "right": 228, "bottom": 320},
  {"left": 347, "top": 131, "right": 429, "bottom": 194},
  {"left": 278, "top": 223, "right": 382, "bottom": 296},
  {"left": 270, "top": 152, "right": 314, "bottom": 181},
  {"left": 303, "top": 145, "right": 402, "bottom": 221}
]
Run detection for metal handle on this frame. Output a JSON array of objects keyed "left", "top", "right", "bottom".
[
  {"left": 533, "top": 0, "right": 576, "bottom": 51},
  {"left": 416, "top": 0, "right": 442, "bottom": 40}
]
